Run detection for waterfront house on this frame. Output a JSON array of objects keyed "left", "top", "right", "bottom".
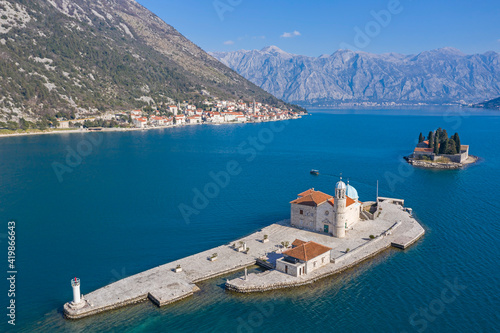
[
  {"left": 223, "top": 112, "right": 246, "bottom": 122},
  {"left": 187, "top": 115, "right": 202, "bottom": 124},
  {"left": 276, "top": 240, "right": 332, "bottom": 277},
  {"left": 174, "top": 115, "right": 186, "bottom": 125},
  {"left": 133, "top": 117, "right": 148, "bottom": 128},
  {"left": 205, "top": 112, "right": 223, "bottom": 123},
  {"left": 235, "top": 114, "right": 246, "bottom": 122}
]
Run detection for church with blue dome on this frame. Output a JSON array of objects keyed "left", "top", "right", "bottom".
[{"left": 290, "top": 177, "right": 362, "bottom": 238}]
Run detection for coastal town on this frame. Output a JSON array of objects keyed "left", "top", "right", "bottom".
[
  {"left": 0, "top": 99, "right": 305, "bottom": 137},
  {"left": 57, "top": 99, "right": 304, "bottom": 130}
]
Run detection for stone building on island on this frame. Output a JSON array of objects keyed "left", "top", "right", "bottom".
[
  {"left": 412, "top": 140, "right": 469, "bottom": 163},
  {"left": 290, "top": 178, "right": 361, "bottom": 238},
  {"left": 276, "top": 240, "right": 332, "bottom": 277}
]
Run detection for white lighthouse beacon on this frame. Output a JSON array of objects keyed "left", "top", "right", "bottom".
[
  {"left": 71, "top": 277, "right": 81, "bottom": 304},
  {"left": 334, "top": 177, "right": 347, "bottom": 238}
]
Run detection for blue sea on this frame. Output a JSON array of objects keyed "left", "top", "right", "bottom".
[{"left": 1, "top": 107, "right": 499, "bottom": 332}]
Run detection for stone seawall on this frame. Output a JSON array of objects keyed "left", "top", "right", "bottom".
[{"left": 406, "top": 155, "right": 478, "bottom": 169}]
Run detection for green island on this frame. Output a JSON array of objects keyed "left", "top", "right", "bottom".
[{"left": 405, "top": 128, "right": 477, "bottom": 169}]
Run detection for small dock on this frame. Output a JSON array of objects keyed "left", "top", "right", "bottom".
[
  {"left": 391, "top": 231, "right": 425, "bottom": 249},
  {"left": 64, "top": 201, "right": 424, "bottom": 319}
]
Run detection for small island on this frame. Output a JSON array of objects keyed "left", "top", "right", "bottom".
[
  {"left": 405, "top": 128, "right": 477, "bottom": 169},
  {"left": 63, "top": 178, "right": 424, "bottom": 319}
]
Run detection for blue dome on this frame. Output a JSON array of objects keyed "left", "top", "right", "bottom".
[
  {"left": 335, "top": 180, "right": 346, "bottom": 190},
  {"left": 346, "top": 184, "right": 358, "bottom": 200}
]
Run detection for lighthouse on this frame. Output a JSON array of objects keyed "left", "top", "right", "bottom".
[{"left": 71, "top": 277, "right": 81, "bottom": 304}]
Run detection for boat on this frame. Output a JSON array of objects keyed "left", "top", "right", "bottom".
[{"left": 310, "top": 169, "right": 319, "bottom": 175}]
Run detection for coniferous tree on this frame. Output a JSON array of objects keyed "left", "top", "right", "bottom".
[
  {"left": 428, "top": 132, "right": 434, "bottom": 148},
  {"left": 441, "top": 129, "right": 448, "bottom": 142},
  {"left": 435, "top": 128, "right": 442, "bottom": 142},
  {"left": 419, "top": 133, "right": 424, "bottom": 143},
  {"left": 439, "top": 138, "right": 448, "bottom": 154},
  {"left": 454, "top": 133, "right": 461, "bottom": 153},
  {"left": 447, "top": 139, "right": 457, "bottom": 155},
  {"left": 434, "top": 135, "right": 439, "bottom": 155}
]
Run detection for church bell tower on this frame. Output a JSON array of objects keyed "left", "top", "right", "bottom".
[{"left": 334, "top": 177, "right": 347, "bottom": 238}]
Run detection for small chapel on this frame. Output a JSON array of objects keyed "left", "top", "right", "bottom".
[{"left": 290, "top": 178, "right": 361, "bottom": 238}]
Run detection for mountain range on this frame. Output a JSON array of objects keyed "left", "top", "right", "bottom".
[
  {"left": 211, "top": 46, "right": 500, "bottom": 107},
  {"left": 0, "top": 0, "right": 300, "bottom": 121}
]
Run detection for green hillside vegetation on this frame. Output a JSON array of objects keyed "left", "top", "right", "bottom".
[{"left": 0, "top": 0, "right": 304, "bottom": 123}]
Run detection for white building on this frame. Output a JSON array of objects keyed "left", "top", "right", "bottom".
[
  {"left": 58, "top": 120, "right": 70, "bottom": 128},
  {"left": 186, "top": 115, "right": 202, "bottom": 124},
  {"left": 174, "top": 115, "right": 185, "bottom": 125},
  {"left": 168, "top": 105, "right": 178, "bottom": 115},
  {"left": 290, "top": 178, "right": 361, "bottom": 238},
  {"left": 205, "top": 112, "right": 223, "bottom": 123},
  {"left": 132, "top": 117, "right": 148, "bottom": 128},
  {"left": 235, "top": 114, "right": 246, "bottom": 122},
  {"left": 276, "top": 240, "right": 332, "bottom": 277},
  {"left": 223, "top": 112, "right": 237, "bottom": 122},
  {"left": 130, "top": 110, "right": 142, "bottom": 119}
]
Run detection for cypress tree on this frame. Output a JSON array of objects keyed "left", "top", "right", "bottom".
[
  {"left": 454, "top": 133, "right": 461, "bottom": 153},
  {"left": 434, "top": 135, "right": 439, "bottom": 155},
  {"left": 441, "top": 129, "right": 448, "bottom": 142},
  {"left": 435, "top": 128, "right": 442, "bottom": 142},
  {"left": 439, "top": 138, "right": 448, "bottom": 154},
  {"left": 419, "top": 132, "right": 424, "bottom": 143},
  {"left": 428, "top": 131, "right": 434, "bottom": 148},
  {"left": 447, "top": 139, "right": 457, "bottom": 154}
]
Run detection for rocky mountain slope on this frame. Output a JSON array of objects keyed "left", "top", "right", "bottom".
[
  {"left": 211, "top": 46, "right": 500, "bottom": 106},
  {"left": 0, "top": 0, "right": 300, "bottom": 121},
  {"left": 474, "top": 96, "right": 500, "bottom": 110}
]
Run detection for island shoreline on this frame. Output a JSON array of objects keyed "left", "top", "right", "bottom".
[{"left": 405, "top": 155, "right": 479, "bottom": 169}]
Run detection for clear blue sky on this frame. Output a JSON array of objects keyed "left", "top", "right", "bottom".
[{"left": 136, "top": 0, "right": 500, "bottom": 56}]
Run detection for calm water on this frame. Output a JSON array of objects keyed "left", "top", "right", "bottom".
[{"left": 1, "top": 108, "right": 499, "bottom": 333}]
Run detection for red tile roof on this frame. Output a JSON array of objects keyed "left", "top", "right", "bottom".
[
  {"left": 290, "top": 190, "right": 332, "bottom": 207},
  {"left": 346, "top": 196, "right": 356, "bottom": 207},
  {"left": 291, "top": 189, "right": 357, "bottom": 207},
  {"left": 297, "top": 189, "right": 315, "bottom": 197},
  {"left": 292, "top": 239, "right": 307, "bottom": 247},
  {"left": 283, "top": 240, "right": 332, "bottom": 262}
]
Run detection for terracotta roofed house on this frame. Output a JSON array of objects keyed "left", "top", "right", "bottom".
[{"left": 276, "top": 239, "right": 332, "bottom": 277}]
